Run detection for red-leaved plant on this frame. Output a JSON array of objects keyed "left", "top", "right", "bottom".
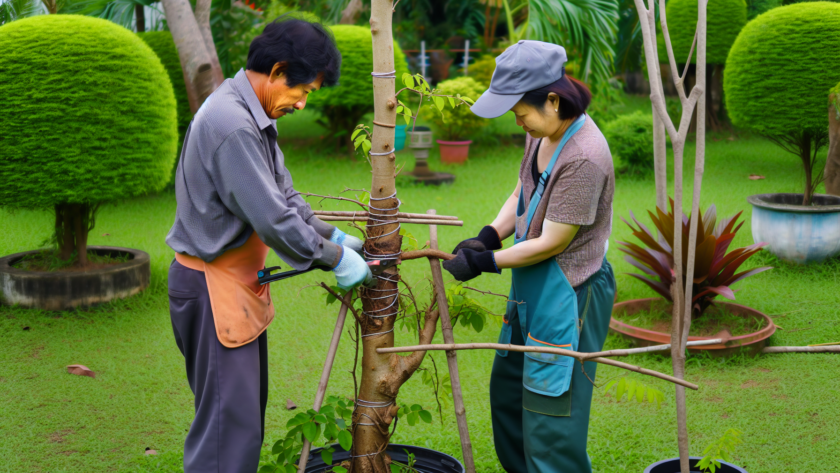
[{"left": 617, "top": 201, "right": 772, "bottom": 318}]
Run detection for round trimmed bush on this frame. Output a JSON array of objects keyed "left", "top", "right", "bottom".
[
  {"left": 422, "top": 76, "right": 488, "bottom": 141},
  {"left": 657, "top": 0, "right": 747, "bottom": 64},
  {"left": 603, "top": 111, "right": 654, "bottom": 175},
  {"left": 138, "top": 31, "right": 192, "bottom": 141},
  {"left": 466, "top": 54, "right": 496, "bottom": 87},
  {"left": 306, "top": 25, "right": 410, "bottom": 147},
  {"left": 0, "top": 15, "right": 177, "bottom": 265},
  {"left": 725, "top": 2, "right": 840, "bottom": 203}
]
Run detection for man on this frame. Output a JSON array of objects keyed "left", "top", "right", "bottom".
[{"left": 165, "top": 16, "right": 372, "bottom": 472}]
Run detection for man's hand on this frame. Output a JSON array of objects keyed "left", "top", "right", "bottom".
[
  {"left": 332, "top": 247, "right": 373, "bottom": 290},
  {"left": 330, "top": 228, "right": 364, "bottom": 254}
]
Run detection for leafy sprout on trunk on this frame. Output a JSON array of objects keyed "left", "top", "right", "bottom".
[{"left": 617, "top": 200, "right": 772, "bottom": 318}]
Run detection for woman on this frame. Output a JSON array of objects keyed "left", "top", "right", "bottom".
[{"left": 442, "top": 40, "right": 616, "bottom": 473}]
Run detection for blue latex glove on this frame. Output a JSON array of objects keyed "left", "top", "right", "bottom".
[
  {"left": 332, "top": 246, "right": 373, "bottom": 290},
  {"left": 330, "top": 228, "right": 364, "bottom": 254}
]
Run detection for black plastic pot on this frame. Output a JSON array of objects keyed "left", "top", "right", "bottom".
[
  {"left": 306, "top": 444, "right": 463, "bottom": 473},
  {"left": 645, "top": 457, "right": 747, "bottom": 473}
]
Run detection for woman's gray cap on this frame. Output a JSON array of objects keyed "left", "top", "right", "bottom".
[{"left": 470, "top": 40, "right": 567, "bottom": 119}]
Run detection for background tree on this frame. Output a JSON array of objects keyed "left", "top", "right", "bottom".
[
  {"left": 0, "top": 15, "right": 177, "bottom": 266},
  {"left": 725, "top": 1, "right": 840, "bottom": 205},
  {"left": 657, "top": 0, "right": 747, "bottom": 130},
  {"left": 306, "top": 24, "right": 410, "bottom": 149}
]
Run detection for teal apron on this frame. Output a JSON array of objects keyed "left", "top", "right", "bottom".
[{"left": 489, "top": 115, "right": 616, "bottom": 473}]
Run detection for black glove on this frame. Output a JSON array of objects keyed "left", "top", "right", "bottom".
[
  {"left": 442, "top": 248, "right": 500, "bottom": 282},
  {"left": 452, "top": 225, "right": 503, "bottom": 254}
]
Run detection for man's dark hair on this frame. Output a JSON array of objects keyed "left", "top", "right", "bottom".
[
  {"left": 520, "top": 73, "right": 592, "bottom": 120},
  {"left": 247, "top": 14, "right": 341, "bottom": 87}
]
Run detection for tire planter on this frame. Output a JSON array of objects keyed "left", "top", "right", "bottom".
[
  {"left": 306, "top": 444, "right": 463, "bottom": 473},
  {"left": 748, "top": 193, "right": 840, "bottom": 264},
  {"left": 645, "top": 456, "right": 747, "bottom": 472},
  {"left": 437, "top": 140, "right": 471, "bottom": 164},
  {"left": 611, "top": 298, "right": 775, "bottom": 357},
  {"left": 0, "top": 246, "right": 150, "bottom": 311}
]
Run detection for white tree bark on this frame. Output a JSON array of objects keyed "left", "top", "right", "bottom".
[{"left": 633, "top": 1, "right": 706, "bottom": 471}]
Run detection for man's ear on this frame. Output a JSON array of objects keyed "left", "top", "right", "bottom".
[{"left": 268, "top": 62, "right": 288, "bottom": 84}]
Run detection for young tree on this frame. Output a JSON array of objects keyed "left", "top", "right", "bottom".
[{"left": 0, "top": 15, "right": 177, "bottom": 266}]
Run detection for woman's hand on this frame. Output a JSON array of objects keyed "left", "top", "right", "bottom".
[
  {"left": 451, "top": 225, "right": 503, "bottom": 253},
  {"left": 442, "top": 248, "right": 500, "bottom": 282},
  {"left": 493, "top": 219, "right": 579, "bottom": 269}
]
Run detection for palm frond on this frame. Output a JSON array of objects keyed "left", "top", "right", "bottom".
[
  {"left": 526, "top": 0, "right": 618, "bottom": 84},
  {"left": 0, "top": 0, "right": 47, "bottom": 25}
]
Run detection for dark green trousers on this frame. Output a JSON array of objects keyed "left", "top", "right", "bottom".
[{"left": 490, "top": 260, "right": 615, "bottom": 473}]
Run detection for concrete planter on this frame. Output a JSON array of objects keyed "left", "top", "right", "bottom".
[
  {"left": 0, "top": 246, "right": 150, "bottom": 311},
  {"left": 748, "top": 193, "right": 840, "bottom": 264}
]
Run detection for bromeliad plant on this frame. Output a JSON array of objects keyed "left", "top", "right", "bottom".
[{"left": 618, "top": 201, "right": 772, "bottom": 318}]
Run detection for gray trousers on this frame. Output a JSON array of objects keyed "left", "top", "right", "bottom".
[{"left": 168, "top": 260, "right": 268, "bottom": 473}]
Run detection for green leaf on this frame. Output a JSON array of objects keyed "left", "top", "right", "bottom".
[
  {"left": 636, "top": 384, "right": 645, "bottom": 403},
  {"left": 313, "top": 414, "right": 328, "bottom": 424},
  {"left": 407, "top": 412, "right": 418, "bottom": 426},
  {"left": 603, "top": 379, "right": 617, "bottom": 394},
  {"left": 302, "top": 422, "right": 318, "bottom": 442},
  {"left": 284, "top": 465, "right": 297, "bottom": 473},
  {"left": 471, "top": 313, "right": 484, "bottom": 332},
  {"left": 351, "top": 128, "right": 362, "bottom": 141},
  {"left": 402, "top": 72, "right": 414, "bottom": 88},
  {"left": 333, "top": 467, "right": 348, "bottom": 473},
  {"left": 447, "top": 96, "right": 455, "bottom": 108},
  {"left": 626, "top": 379, "right": 637, "bottom": 401},
  {"left": 403, "top": 111, "right": 412, "bottom": 126},
  {"left": 615, "top": 377, "right": 627, "bottom": 401},
  {"left": 391, "top": 465, "right": 402, "bottom": 473},
  {"left": 419, "top": 410, "right": 433, "bottom": 423},
  {"left": 411, "top": 404, "right": 423, "bottom": 412},
  {"left": 433, "top": 96, "right": 445, "bottom": 113},
  {"left": 361, "top": 139, "right": 371, "bottom": 155},
  {"left": 462, "top": 97, "right": 475, "bottom": 105},
  {"left": 321, "top": 449, "right": 333, "bottom": 466},
  {"left": 258, "top": 465, "right": 275, "bottom": 473},
  {"left": 338, "top": 429, "right": 352, "bottom": 450}
]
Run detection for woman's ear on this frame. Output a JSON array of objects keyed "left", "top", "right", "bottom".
[{"left": 547, "top": 92, "right": 560, "bottom": 113}]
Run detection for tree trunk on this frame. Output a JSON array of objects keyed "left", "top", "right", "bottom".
[
  {"left": 339, "top": 0, "right": 363, "bottom": 24},
  {"left": 135, "top": 3, "right": 145, "bottom": 32},
  {"left": 825, "top": 96, "right": 840, "bottom": 196},
  {"left": 54, "top": 203, "right": 93, "bottom": 266},
  {"left": 802, "top": 135, "right": 813, "bottom": 206},
  {"left": 351, "top": 2, "right": 439, "bottom": 471},
  {"left": 161, "top": 0, "right": 224, "bottom": 114}
]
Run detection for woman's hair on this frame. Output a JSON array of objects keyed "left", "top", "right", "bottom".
[
  {"left": 520, "top": 72, "right": 592, "bottom": 119},
  {"left": 247, "top": 14, "right": 341, "bottom": 88}
]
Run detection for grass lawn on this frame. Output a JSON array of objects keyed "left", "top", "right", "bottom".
[{"left": 1, "top": 104, "right": 838, "bottom": 473}]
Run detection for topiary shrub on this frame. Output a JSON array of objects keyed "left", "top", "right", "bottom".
[
  {"left": 603, "top": 111, "right": 654, "bottom": 175},
  {"left": 0, "top": 15, "right": 177, "bottom": 266},
  {"left": 657, "top": 0, "right": 747, "bottom": 65},
  {"left": 422, "top": 76, "right": 488, "bottom": 141},
  {"left": 138, "top": 31, "right": 193, "bottom": 174},
  {"left": 465, "top": 54, "right": 496, "bottom": 87},
  {"left": 306, "top": 25, "right": 410, "bottom": 149},
  {"left": 725, "top": 2, "right": 840, "bottom": 205}
]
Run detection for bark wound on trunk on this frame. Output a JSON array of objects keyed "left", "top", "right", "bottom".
[{"left": 352, "top": 2, "right": 440, "bottom": 471}]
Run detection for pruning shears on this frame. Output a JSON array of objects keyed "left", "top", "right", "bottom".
[{"left": 257, "top": 258, "right": 398, "bottom": 286}]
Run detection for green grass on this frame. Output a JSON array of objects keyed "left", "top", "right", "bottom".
[{"left": 1, "top": 108, "right": 839, "bottom": 473}]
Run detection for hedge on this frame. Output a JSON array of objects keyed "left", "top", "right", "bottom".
[
  {"left": 0, "top": 15, "right": 177, "bottom": 209},
  {"left": 138, "top": 31, "right": 192, "bottom": 140},
  {"left": 725, "top": 2, "right": 840, "bottom": 140},
  {"left": 423, "top": 77, "right": 488, "bottom": 141},
  {"left": 603, "top": 111, "right": 654, "bottom": 174},
  {"left": 657, "top": 0, "right": 747, "bottom": 65}
]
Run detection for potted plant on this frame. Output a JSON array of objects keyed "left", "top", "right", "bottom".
[
  {"left": 0, "top": 16, "right": 177, "bottom": 310},
  {"left": 423, "top": 76, "right": 487, "bottom": 164},
  {"left": 725, "top": 2, "right": 840, "bottom": 263},
  {"left": 611, "top": 202, "right": 774, "bottom": 355}
]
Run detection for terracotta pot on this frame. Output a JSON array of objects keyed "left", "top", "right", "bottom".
[
  {"left": 437, "top": 139, "right": 471, "bottom": 164},
  {"left": 610, "top": 298, "right": 776, "bottom": 357}
]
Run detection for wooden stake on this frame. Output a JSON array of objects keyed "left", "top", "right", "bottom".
[
  {"left": 313, "top": 210, "right": 460, "bottom": 221},
  {"left": 297, "top": 292, "right": 352, "bottom": 473},
  {"left": 377, "top": 343, "right": 699, "bottom": 390},
  {"left": 426, "top": 209, "right": 476, "bottom": 473},
  {"left": 762, "top": 346, "right": 840, "bottom": 354},
  {"left": 317, "top": 216, "right": 463, "bottom": 226}
]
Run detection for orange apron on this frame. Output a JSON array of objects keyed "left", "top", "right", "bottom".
[{"left": 175, "top": 231, "right": 275, "bottom": 348}]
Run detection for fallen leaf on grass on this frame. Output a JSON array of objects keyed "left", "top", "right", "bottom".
[
  {"left": 749, "top": 174, "right": 765, "bottom": 180},
  {"left": 145, "top": 448, "right": 157, "bottom": 455},
  {"left": 66, "top": 365, "right": 95, "bottom": 378},
  {"left": 102, "top": 233, "right": 110, "bottom": 236},
  {"left": 286, "top": 399, "right": 297, "bottom": 410}
]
